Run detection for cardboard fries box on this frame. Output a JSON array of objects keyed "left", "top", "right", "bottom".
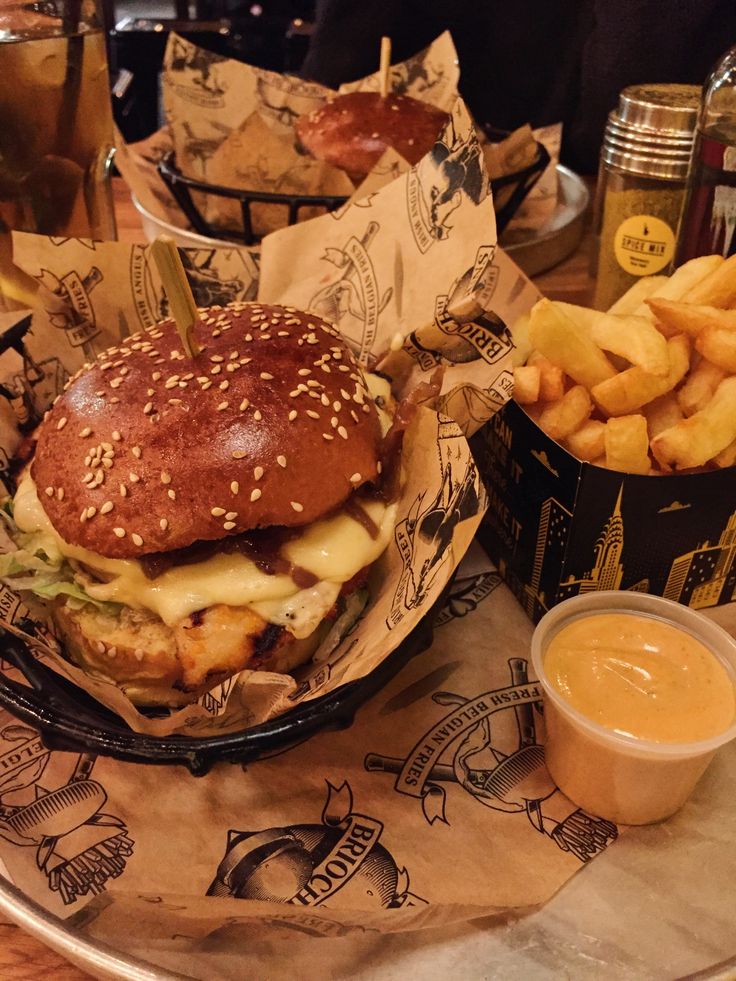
[{"left": 471, "top": 398, "right": 736, "bottom": 624}]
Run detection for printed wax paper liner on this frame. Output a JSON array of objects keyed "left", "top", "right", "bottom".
[
  {"left": 0, "top": 543, "right": 622, "bottom": 954},
  {"left": 0, "top": 99, "right": 539, "bottom": 736},
  {"left": 260, "top": 100, "right": 540, "bottom": 435}
]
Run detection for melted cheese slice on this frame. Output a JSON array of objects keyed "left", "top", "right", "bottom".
[{"left": 13, "top": 473, "right": 396, "bottom": 632}]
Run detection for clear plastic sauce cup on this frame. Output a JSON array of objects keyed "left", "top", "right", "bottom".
[{"left": 531, "top": 591, "right": 736, "bottom": 825}]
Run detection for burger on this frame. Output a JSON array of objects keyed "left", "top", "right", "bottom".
[
  {"left": 295, "top": 92, "right": 449, "bottom": 181},
  {"left": 1, "top": 303, "right": 398, "bottom": 707}
]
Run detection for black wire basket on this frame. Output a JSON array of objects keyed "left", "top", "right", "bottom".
[
  {"left": 158, "top": 134, "right": 550, "bottom": 246},
  {"left": 0, "top": 583, "right": 449, "bottom": 774}
]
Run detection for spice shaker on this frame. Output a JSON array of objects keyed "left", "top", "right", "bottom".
[
  {"left": 593, "top": 84, "right": 701, "bottom": 310},
  {"left": 676, "top": 45, "right": 736, "bottom": 264}
]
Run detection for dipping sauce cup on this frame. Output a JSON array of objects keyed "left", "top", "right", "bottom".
[{"left": 531, "top": 592, "right": 736, "bottom": 825}]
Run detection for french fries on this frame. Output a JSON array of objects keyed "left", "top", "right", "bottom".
[
  {"left": 677, "top": 358, "right": 726, "bottom": 415},
  {"left": 527, "top": 351, "right": 565, "bottom": 401},
  {"left": 512, "top": 365, "right": 540, "bottom": 404},
  {"left": 714, "top": 439, "right": 736, "bottom": 469},
  {"left": 608, "top": 276, "right": 668, "bottom": 315},
  {"left": 591, "top": 313, "right": 669, "bottom": 376},
  {"left": 651, "top": 378, "right": 736, "bottom": 469},
  {"left": 528, "top": 298, "right": 617, "bottom": 388},
  {"left": 645, "top": 298, "right": 736, "bottom": 336},
  {"left": 633, "top": 255, "right": 723, "bottom": 318},
  {"left": 510, "top": 253, "right": 736, "bottom": 474},
  {"left": 644, "top": 392, "right": 684, "bottom": 440},
  {"left": 538, "top": 386, "right": 592, "bottom": 441},
  {"left": 683, "top": 254, "right": 736, "bottom": 307},
  {"left": 695, "top": 326, "right": 736, "bottom": 373},
  {"left": 591, "top": 335, "right": 690, "bottom": 416},
  {"left": 565, "top": 420, "right": 606, "bottom": 462},
  {"left": 510, "top": 312, "right": 532, "bottom": 367},
  {"left": 604, "top": 415, "right": 650, "bottom": 474}
]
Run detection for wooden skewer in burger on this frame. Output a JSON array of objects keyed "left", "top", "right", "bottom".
[
  {"left": 2, "top": 238, "right": 400, "bottom": 707},
  {"left": 296, "top": 36, "right": 450, "bottom": 182}
]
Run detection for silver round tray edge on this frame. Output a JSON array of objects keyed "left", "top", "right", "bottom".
[{"left": 501, "top": 165, "right": 590, "bottom": 277}]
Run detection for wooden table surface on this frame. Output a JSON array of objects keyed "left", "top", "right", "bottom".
[{"left": 0, "top": 177, "right": 595, "bottom": 981}]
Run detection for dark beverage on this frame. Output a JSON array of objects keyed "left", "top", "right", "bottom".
[{"left": 676, "top": 127, "right": 736, "bottom": 263}]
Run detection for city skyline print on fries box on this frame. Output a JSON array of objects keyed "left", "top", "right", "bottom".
[{"left": 472, "top": 398, "right": 736, "bottom": 623}]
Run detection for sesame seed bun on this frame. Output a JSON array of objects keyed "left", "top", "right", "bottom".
[
  {"left": 295, "top": 92, "right": 448, "bottom": 179},
  {"left": 32, "top": 303, "right": 382, "bottom": 558}
]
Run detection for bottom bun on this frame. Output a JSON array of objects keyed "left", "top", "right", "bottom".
[{"left": 53, "top": 601, "right": 326, "bottom": 708}]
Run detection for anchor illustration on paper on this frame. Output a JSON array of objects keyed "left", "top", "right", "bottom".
[
  {"left": 366, "top": 658, "right": 617, "bottom": 862},
  {"left": 0, "top": 724, "right": 133, "bottom": 904}
]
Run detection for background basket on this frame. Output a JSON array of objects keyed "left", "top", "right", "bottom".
[{"left": 158, "top": 134, "right": 550, "bottom": 246}]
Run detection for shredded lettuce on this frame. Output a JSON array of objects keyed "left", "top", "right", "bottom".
[
  {"left": 314, "top": 587, "right": 369, "bottom": 663},
  {"left": 0, "top": 516, "right": 120, "bottom": 614}
]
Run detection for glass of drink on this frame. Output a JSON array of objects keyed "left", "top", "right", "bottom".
[{"left": 0, "top": 0, "right": 117, "bottom": 241}]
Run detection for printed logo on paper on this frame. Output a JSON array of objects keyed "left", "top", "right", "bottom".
[
  {"left": 406, "top": 113, "right": 487, "bottom": 253},
  {"left": 36, "top": 265, "right": 103, "bottom": 356},
  {"left": 207, "top": 781, "right": 425, "bottom": 908},
  {"left": 254, "top": 71, "right": 326, "bottom": 131},
  {"left": 0, "top": 315, "right": 67, "bottom": 446},
  {"left": 168, "top": 36, "right": 227, "bottom": 108},
  {"left": 308, "top": 221, "right": 392, "bottom": 362},
  {"left": 388, "top": 419, "right": 482, "bottom": 628},
  {"left": 365, "top": 658, "right": 617, "bottom": 863},
  {"left": 434, "top": 570, "right": 502, "bottom": 627}
]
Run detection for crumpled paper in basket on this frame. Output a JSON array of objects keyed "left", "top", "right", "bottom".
[
  {"left": 0, "top": 100, "right": 628, "bottom": 970},
  {"left": 0, "top": 99, "right": 539, "bottom": 739}
]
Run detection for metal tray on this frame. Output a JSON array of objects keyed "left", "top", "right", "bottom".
[
  {"left": 1, "top": 641, "right": 735, "bottom": 981},
  {"left": 501, "top": 165, "right": 590, "bottom": 277}
]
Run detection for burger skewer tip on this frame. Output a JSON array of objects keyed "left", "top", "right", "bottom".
[
  {"left": 379, "top": 36, "right": 392, "bottom": 100},
  {"left": 151, "top": 235, "right": 202, "bottom": 359}
]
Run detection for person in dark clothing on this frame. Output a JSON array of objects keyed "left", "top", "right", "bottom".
[{"left": 300, "top": 0, "right": 736, "bottom": 173}]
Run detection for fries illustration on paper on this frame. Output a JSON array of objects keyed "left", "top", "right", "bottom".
[
  {"left": 36, "top": 265, "right": 103, "bottom": 361},
  {"left": 0, "top": 724, "right": 133, "bottom": 904},
  {"left": 207, "top": 781, "right": 425, "bottom": 908},
  {"left": 366, "top": 659, "right": 617, "bottom": 862}
]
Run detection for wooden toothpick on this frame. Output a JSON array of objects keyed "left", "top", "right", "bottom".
[
  {"left": 379, "top": 36, "right": 392, "bottom": 99},
  {"left": 151, "top": 234, "right": 201, "bottom": 358}
]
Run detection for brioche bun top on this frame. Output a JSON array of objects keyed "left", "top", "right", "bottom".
[
  {"left": 32, "top": 303, "right": 382, "bottom": 558},
  {"left": 296, "top": 91, "right": 448, "bottom": 178}
]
